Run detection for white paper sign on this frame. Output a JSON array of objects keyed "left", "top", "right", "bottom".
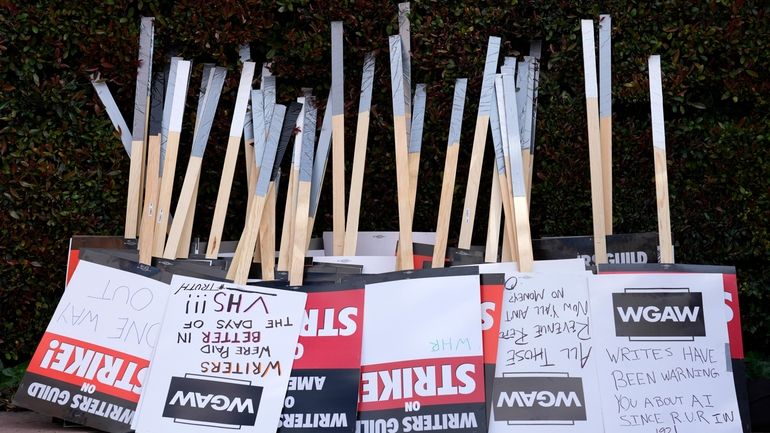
[
  {"left": 589, "top": 273, "right": 741, "bottom": 433},
  {"left": 134, "top": 276, "right": 307, "bottom": 433},
  {"left": 490, "top": 272, "right": 604, "bottom": 432}
]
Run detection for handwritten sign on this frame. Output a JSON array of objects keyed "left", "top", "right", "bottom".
[
  {"left": 14, "top": 260, "right": 170, "bottom": 433},
  {"left": 589, "top": 273, "right": 742, "bottom": 433},
  {"left": 490, "top": 272, "right": 604, "bottom": 432},
  {"left": 133, "top": 275, "right": 306, "bottom": 433},
  {"left": 358, "top": 268, "right": 486, "bottom": 432},
  {"left": 278, "top": 280, "right": 365, "bottom": 432}
]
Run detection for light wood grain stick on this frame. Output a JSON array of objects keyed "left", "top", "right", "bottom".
[
  {"left": 494, "top": 74, "right": 519, "bottom": 262},
  {"left": 484, "top": 170, "right": 503, "bottom": 262},
  {"left": 125, "top": 17, "right": 154, "bottom": 239},
  {"left": 205, "top": 62, "right": 256, "bottom": 259},
  {"left": 389, "top": 35, "right": 414, "bottom": 270},
  {"left": 502, "top": 69, "right": 534, "bottom": 271},
  {"left": 458, "top": 37, "right": 500, "bottom": 249},
  {"left": 137, "top": 72, "right": 165, "bottom": 264},
  {"left": 307, "top": 92, "right": 333, "bottom": 247},
  {"left": 343, "top": 53, "right": 376, "bottom": 255},
  {"left": 152, "top": 59, "right": 191, "bottom": 256},
  {"left": 407, "top": 84, "right": 427, "bottom": 219},
  {"left": 289, "top": 96, "right": 318, "bottom": 285},
  {"left": 432, "top": 79, "right": 468, "bottom": 268},
  {"left": 227, "top": 105, "right": 286, "bottom": 284},
  {"left": 580, "top": 20, "right": 608, "bottom": 264},
  {"left": 331, "top": 21, "right": 346, "bottom": 255},
  {"left": 277, "top": 98, "right": 306, "bottom": 272},
  {"left": 163, "top": 67, "right": 226, "bottom": 259},
  {"left": 599, "top": 14, "right": 613, "bottom": 235},
  {"left": 649, "top": 55, "right": 674, "bottom": 263}
]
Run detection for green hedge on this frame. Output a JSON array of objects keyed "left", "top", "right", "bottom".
[{"left": 1, "top": 0, "right": 769, "bottom": 371}]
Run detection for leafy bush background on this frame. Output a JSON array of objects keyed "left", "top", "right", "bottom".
[{"left": 1, "top": 0, "right": 768, "bottom": 372}]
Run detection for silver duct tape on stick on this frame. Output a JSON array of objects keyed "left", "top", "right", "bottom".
[
  {"left": 458, "top": 36, "right": 500, "bottom": 249},
  {"left": 389, "top": 34, "right": 414, "bottom": 270},
  {"left": 206, "top": 61, "right": 256, "bottom": 259},
  {"left": 125, "top": 16, "right": 154, "bottom": 239},
  {"left": 343, "top": 53, "right": 376, "bottom": 255},
  {"left": 599, "top": 14, "right": 613, "bottom": 235},
  {"left": 289, "top": 96, "right": 318, "bottom": 285},
  {"left": 160, "top": 58, "right": 181, "bottom": 175},
  {"left": 409, "top": 84, "right": 427, "bottom": 154},
  {"left": 398, "top": 2, "right": 412, "bottom": 146},
  {"left": 163, "top": 67, "right": 227, "bottom": 259},
  {"left": 262, "top": 75, "right": 276, "bottom": 143},
  {"left": 503, "top": 69, "right": 534, "bottom": 270},
  {"left": 529, "top": 40, "right": 542, "bottom": 152},
  {"left": 432, "top": 78, "right": 468, "bottom": 268},
  {"left": 494, "top": 73, "right": 518, "bottom": 262},
  {"left": 151, "top": 59, "right": 191, "bottom": 257},
  {"left": 330, "top": 21, "right": 346, "bottom": 255},
  {"left": 228, "top": 104, "right": 287, "bottom": 284},
  {"left": 580, "top": 19, "right": 608, "bottom": 264},
  {"left": 649, "top": 55, "right": 674, "bottom": 264},
  {"left": 91, "top": 81, "right": 132, "bottom": 154},
  {"left": 309, "top": 91, "right": 333, "bottom": 220},
  {"left": 492, "top": 77, "right": 507, "bottom": 177},
  {"left": 252, "top": 90, "right": 266, "bottom": 165}
]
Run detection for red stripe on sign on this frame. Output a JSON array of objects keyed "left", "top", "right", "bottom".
[
  {"left": 723, "top": 273, "right": 744, "bottom": 359},
  {"left": 294, "top": 289, "right": 365, "bottom": 370},
  {"left": 27, "top": 332, "right": 148, "bottom": 403},
  {"left": 481, "top": 282, "right": 504, "bottom": 364},
  {"left": 358, "top": 356, "right": 485, "bottom": 412},
  {"left": 66, "top": 250, "right": 80, "bottom": 285}
]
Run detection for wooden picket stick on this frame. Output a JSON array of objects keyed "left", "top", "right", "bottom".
[
  {"left": 407, "top": 84, "right": 427, "bottom": 219},
  {"left": 458, "top": 37, "right": 500, "bottom": 249},
  {"left": 253, "top": 74, "right": 276, "bottom": 259},
  {"left": 343, "top": 53, "right": 376, "bottom": 255},
  {"left": 330, "top": 21, "right": 346, "bottom": 255},
  {"left": 227, "top": 105, "right": 286, "bottom": 284},
  {"left": 289, "top": 97, "right": 318, "bottom": 285},
  {"left": 137, "top": 72, "right": 165, "bottom": 264},
  {"left": 649, "top": 55, "right": 674, "bottom": 263},
  {"left": 205, "top": 62, "right": 256, "bottom": 259},
  {"left": 277, "top": 98, "right": 305, "bottom": 272},
  {"left": 528, "top": 40, "right": 543, "bottom": 205},
  {"left": 398, "top": 2, "right": 412, "bottom": 141},
  {"left": 306, "top": 92, "right": 333, "bottom": 247},
  {"left": 580, "top": 20, "right": 608, "bottom": 264},
  {"left": 432, "top": 79, "right": 468, "bottom": 268},
  {"left": 176, "top": 63, "right": 216, "bottom": 260},
  {"left": 125, "top": 17, "right": 154, "bottom": 239},
  {"left": 263, "top": 102, "right": 303, "bottom": 277},
  {"left": 494, "top": 74, "right": 519, "bottom": 262},
  {"left": 163, "top": 67, "right": 226, "bottom": 259},
  {"left": 484, "top": 171, "right": 503, "bottom": 262},
  {"left": 599, "top": 15, "right": 613, "bottom": 234},
  {"left": 389, "top": 35, "right": 414, "bottom": 270},
  {"left": 246, "top": 90, "right": 265, "bottom": 218},
  {"left": 517, "top": 58, "right": 536, "bottom": 203},
  {"left": 91, "top": 80, "right": 132, "bottom": 155},
  {"left": 151, "top": 59, "right": 191, "bottom": 256},
  {"left": 502, "top": 69, "right": 534, "bottom": 271}
]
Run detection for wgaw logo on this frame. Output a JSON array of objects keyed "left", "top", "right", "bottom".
[
  {"left": 492, "top": 376, "right": 586, "bottom": 424},
  {"left": 612, "top": 290, "right": 706, "bottom": 339},
  {"left": 162, "top": 375, "right": 262, "bottom": 427}
]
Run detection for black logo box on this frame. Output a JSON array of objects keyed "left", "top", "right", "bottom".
[
  {"left": 163, "top": 376, "right": 262, "bottom": 427},
  {"left": 612, "top": 291, "right": 706, "bottom": 338},
  {"left": 492, "top": 376, "right": 587, "bottom": 422}
]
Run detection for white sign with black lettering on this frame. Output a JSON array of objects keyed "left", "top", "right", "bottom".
[
  {"left": 589, "top": 273, "right": 741, "bottom": 433},
  {"left": 490, "top": 272, "right": 603, "bottom": 432},
  {"left": 133, "top": 275, "right": 307, "bottom": 433}
]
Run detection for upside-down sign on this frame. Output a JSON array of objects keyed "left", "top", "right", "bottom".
[{"left": 357, "top": 267, "right": 486, "bottom": 433}]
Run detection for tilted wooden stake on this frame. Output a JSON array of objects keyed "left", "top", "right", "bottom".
[
  {"left": 502, "top": 70, "right": 534, "bottom": 271},
  {"left": 493, "top": 74, "right": 519, "bottom": 262},
  {"left": 458, "top": 37, "right": 500, "bottom": 249},
  {"left": 389, "top": 35, "right": 414, "bottom": 270},
  {"left": 517, "top": 57, "right": 536, "bottom": 203},
  {"left": 91, "top": 81, "right": 132, "bottom": 155},
  {"left": 247, "top": 90, "right": 265, "bottom": 217},
  {"left": 125, "top": 17, "right": 154, "bottom": 239},
  {"left": 163, "top": 67, "right": 226, "bottom": 259},
  {"left": 599, "top": 14, "right": 613, "bottom": 234},
  {"left": 398, "top": 2, "right": 412, "bottom": 142},
  {"left": 580, "top": 19, "right": 608, "bottom": 264},
  {"left": 152, "top": 59, "right": 191, "bottom": 257},
  {"left": 343, "top": 53, "right": 376, "bottom": 255},
  {"left": 484, "top": 171, "right": 503, "bottom": 262},
  {"left": 307, "top": 92, "right": 333, "bottom": 247},
  {"left": 137, "top": 72, "right": 165, "bottom": 264},
  {"left": 289, "top": 97, "right": 318, "bottom": 285},
  {"left": 228, "top": 105, "right": 286, "bottom": 284},
  {"left": 408, "top": 84, "right": 427, "bottom": 219},
  {"left": 206, "top": 61, "right": 256, "bottom": 259},
  {"left": 649, "top": 55, "right": 674, "bottom": 263},
  {"left": 432, "top": 79, "right": 468, "bottom": 268},
  {"left": 330, "top": 21, "right": 346, "bottom": 255},
  {"left": 277, "top": 98, "right": 306, "bottom": 272}
]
